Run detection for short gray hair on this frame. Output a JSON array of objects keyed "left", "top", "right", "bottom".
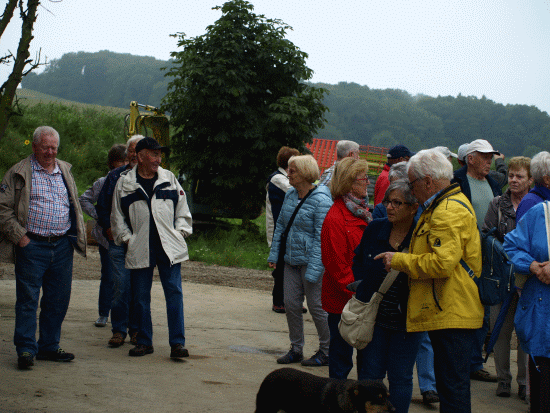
[
  {"left": 33, "top": 126, "right": 59, "bottom": 145},
  {"left": 530, "top": 151, "right": 550, "bottom": 184},
  {"left": 407, "top": 149, "right": 453, "bottom": 181},
  {"left": 384, "top": 178, "right": 417, "bottom": 205},
  {"left": 127, "top": 134, "right": 145, "bottom": 147},
  {"left": 336, "top": 140, "right": 360, "bottom": 160},
  {"left": 388, "top": 161, "right": 408, "bottom": 181}
]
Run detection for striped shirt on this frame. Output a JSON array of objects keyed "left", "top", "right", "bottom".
[{"left": 27, "top": 155, "right": 71, "bottom": 236}]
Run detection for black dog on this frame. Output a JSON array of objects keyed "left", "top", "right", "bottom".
[{"left": 255, "top": 367, "right": 395, "bottom": 412}]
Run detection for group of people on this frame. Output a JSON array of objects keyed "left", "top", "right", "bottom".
[
  {"left": 0, "top": 126, "right": 193, "bottom": 371},
  {"left": 266, "top": 139, "right": 550, "bottom": 413}
]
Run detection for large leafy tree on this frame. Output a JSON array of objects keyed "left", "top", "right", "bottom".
[{"left": 162, "top": 0, "right": 327, "bottom": 219}]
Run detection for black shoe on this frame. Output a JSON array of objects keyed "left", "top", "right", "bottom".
[
  {"left": 18, "top": 352, "right": 34, "bottom": 369},
  {"left": 36, "top": 348, "right": 75, "bottom": 362},
  {"left": 129, "top": 344, "right": 154, "bottom": 357},
  {"left": 272, "top": 305, "right": 286, "bottom": 314},
  {"left": 496, "top": 381, "right": 511, "bottom": 397},
  {"left": 170, "top": 344, "right": 189, "bottom": 358},
  {"left": 422, "top": 390, "right": 439, "bottom": 404},
  {"left": 518, "top": 384, "right": 527, "bottom": 401},
  {"left": 470, "top": 368, "right": 497, "bottom": 382},
  {"left": 301, "top": 350, "right": 329, "bottom": 367},
  {"left": 277, "top": 349, "right": 303, "bottom": 364}
]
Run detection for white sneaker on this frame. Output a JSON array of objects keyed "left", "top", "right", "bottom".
[{"left": 95, "top": 316, "right": 108, "bottom": 327}]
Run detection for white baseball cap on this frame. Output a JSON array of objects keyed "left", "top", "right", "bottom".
[
  {"left": 433, "top": 146, "right": 457, "bottom": 159},
  {"left": 466, "top": 139, "right": 499, "bottom": 156},
  {"left": 457, "top": 144, "right": 470, "bottom": 162}
]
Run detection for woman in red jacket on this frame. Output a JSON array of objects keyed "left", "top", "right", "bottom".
[{"left": 321, "top": 157, "right": 371, "bottom": 379}]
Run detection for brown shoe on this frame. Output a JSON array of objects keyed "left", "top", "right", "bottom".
[
  {"left": 108, "top": 332, "right": 125, "bottom": 347},
  {"left": 170, "top": 344, "right": 189, "bottom": 358},
  {"left": 470, "top": 368, "right": 497, "bottom": 382},
  {"left": 130, "top": 332, "right": 138, "bottom": 346},
  {"left": 129, "top": 344, "right": 154, "bottom": 357}
]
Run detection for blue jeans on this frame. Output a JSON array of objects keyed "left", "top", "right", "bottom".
[
  {"left": 470, "top": 304, "right": 490, "bottom": 372},
  {"left": 416, "top": 332, "right": 436, "bottom": 393},
  {"left": 109, "top": 241, "right": 138, "bottom": 337},
  {"left": 327, "top": 313, "right": 365, "bottom": 379},
  {"left": 98, "top": 245, "right": 113, "bottom": 317},
  {"left": 14, "top": 236, "right": 74, "bottom": 356},
  {"left": 358, "top": 324, "right": 422, "bottom": 413},
  {"left": 429, "top": 328, "right": 475, "bottom": 413},
  {"left": 132, "top": 262, "right": 185, "bottom": 347}
]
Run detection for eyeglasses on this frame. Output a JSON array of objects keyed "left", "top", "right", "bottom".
[
  {"left": 382, "top": 199, "right": 411, "bottom": 209},
  {"left": 408, "top": 177, "right": 421, "bottom": 190}
]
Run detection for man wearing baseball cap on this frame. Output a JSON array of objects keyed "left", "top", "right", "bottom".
[
  {"left": 457, "top": 142, "right": 508, "bottom": 187},
  {"left": 373, "top": 144, "right": 415, "bottom": 205},
  {"left": 111, "top": 137, "right": 192, "bottom": 359},
  {"left": 452, "top": 138, "right": 502, "bottom": 383}
]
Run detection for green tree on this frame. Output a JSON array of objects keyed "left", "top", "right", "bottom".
[{"left": 162, "top": 0, "right": 327, "bottom": 219}]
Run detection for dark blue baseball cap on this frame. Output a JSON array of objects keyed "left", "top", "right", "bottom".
[{"left": 387, "top": 144, "right": 415, "bottom": 159}]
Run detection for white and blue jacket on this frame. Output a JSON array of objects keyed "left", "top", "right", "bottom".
[{"left": 268, "top": 185, "right": 333, "bottom": 283}]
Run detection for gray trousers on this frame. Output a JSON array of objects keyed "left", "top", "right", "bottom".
[
  {"left": 283, "top": 263, "right": 330, "bottom": 355},
  {"left": 490, "top": 293, "right": 528, "bottom": 386}
]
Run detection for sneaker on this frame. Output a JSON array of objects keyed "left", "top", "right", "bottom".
[
  {"left": 301, "top": 350, "right": 329, "bottom": 367},
  {"left": 277, "top": 349, "right": 303, "bottom": 364},
  {"left": 422, "top": 390, "right": 440, "bottom": 404},
  {"left": 518, "top": 384, "right": 527, "bottom": 401},
  {"left": 36, "top": 348, "right": 75, "bottom": 362},
  {"left": 129, "top": 331, "right": 138, "bottom": 346},
  {"left": 496, "top": 381, "right": 511, "bottom": 397},
  {"left": 129, "top": 344, "right": 154, "bottom": 357},
  {"left": 95, "top": 316, "right": 108, "bottom": 327},
  {"left": 470, "top": 368, "right": 497, "bottom": 382},
  {"left": 108, "top": 332, "right": 125, "bottom": 347},
  {"left": 18, "top": 352, "right": 34, "bottom": 369},
  {"left": 272, "top": 305, "right": 286, "bottom": 314},
  {"left": 170, "top": 344, "right": 189, "bottom": 358}
]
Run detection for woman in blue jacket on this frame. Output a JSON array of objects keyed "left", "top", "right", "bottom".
[
  {"left": 504, "top": 202, "right": 550, "bottom": 413},
  {"left": 268, "top": 154, "right": 333, "bottom": 367}
]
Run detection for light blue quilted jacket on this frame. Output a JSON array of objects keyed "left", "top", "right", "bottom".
[{"left": 268, "top": 185, "right": 333, "bottom": 283}]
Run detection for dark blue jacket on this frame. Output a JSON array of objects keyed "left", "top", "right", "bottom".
[
  {"left": 352, "top": 218, "right": 415, "bottom": 331},
  {"left": 516, "top": 184, "right": 550, "bottom": 223},
  {"left": 96, "top": 164, "right": 131, "bottom": 238}
]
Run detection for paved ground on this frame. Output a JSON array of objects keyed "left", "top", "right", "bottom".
[{"left": 0, "top": 276, "right": 530, "bottom": 413}]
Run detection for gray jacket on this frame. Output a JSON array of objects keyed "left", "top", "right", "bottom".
[
  {"left": 0, "top": 155, "right": 87, "bottom": 263},
  {"left": 481, "top": 189, "right": 515, "bottom": 242}
]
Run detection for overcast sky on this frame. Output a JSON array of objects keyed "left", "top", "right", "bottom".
[{"left": 2, "top": 0, "right": 549, "bottom": 114}]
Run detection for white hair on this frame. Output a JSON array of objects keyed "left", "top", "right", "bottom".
[
  {"left": 33, "top": 126, "right": 59, "bottom": 145},
  {"left": 127, "top": 134, "right": 145, "bottom": 146},
  {"left": 407, "top": 149, "right": 453, "bottom": 181},
  {"left": 530, "top": 151, "right": 550, "bottom": 184},
  {"left": 388, "top": 161, "right": 408, "bottom": 181},
  {"left": 336, "top": 140, "right": 360, "bottom": 160}
]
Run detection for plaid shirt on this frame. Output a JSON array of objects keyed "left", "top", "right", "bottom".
[{"left": 26, "top": 155, "right": 71, "bottom": 236}]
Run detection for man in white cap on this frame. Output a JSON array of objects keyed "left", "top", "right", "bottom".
[
  {"left": 452, "top": 138, "right": 501, "bottom": 383},
  {"left": 457, "top": 142, "right": 508, "bottom": 188}
]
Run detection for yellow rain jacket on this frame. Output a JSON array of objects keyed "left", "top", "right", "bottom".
[{"left": 391, "top": 183, "right": 484, "bottom": 332}]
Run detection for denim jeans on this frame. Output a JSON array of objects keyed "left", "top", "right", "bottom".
[
  {"left": 358, "top": 324, "right": 422, "bottom": 413},
  {"left": 98, "top": 244, "right": 113, "bottom": 317},
  {"left": 327, "top": 313, "right": 365, "bottom": 379},
  {"left": 470, "top": 304, "right": 490, "bottom": 372},
  {"left": 14, "top": 236, "right": 74, "bottom": 356},
  {"left": 132, "top": 262, "right": 185, "bottom": 347},
  {"left": 416, "top": 332, "right": 436, "bottom": 393},
  {"left": 109, "top": 241, "right": 138, "bottom": 337},
  {"left": 429, "top": 328, "right": 475, "bottom": 413}
]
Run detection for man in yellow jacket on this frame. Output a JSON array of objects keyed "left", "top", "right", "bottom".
[{"left": 376, "top": 148, "right": 483, "bottom": 413}]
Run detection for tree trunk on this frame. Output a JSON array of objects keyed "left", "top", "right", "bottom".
[{"left": 0, "top": 0, "right": 40, "bottom": 141}]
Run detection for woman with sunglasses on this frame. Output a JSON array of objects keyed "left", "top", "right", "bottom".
[
  {"left": 351, "top": 179, "right": 422, "bottom": 413},
  {"left": 320, "top": 157, "right": 371, "bottom": 379}
]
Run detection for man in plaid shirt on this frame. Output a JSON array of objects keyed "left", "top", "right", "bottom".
[{"left": 0, "top": 126, "right": 86, "bottom": 370}]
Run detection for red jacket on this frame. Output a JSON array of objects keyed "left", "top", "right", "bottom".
[
  {"left": 373, "top": 164, "right": 391, "bottom": 206},
  {"left": 321, "top": 198, "right": 368, "bottom": 314}
]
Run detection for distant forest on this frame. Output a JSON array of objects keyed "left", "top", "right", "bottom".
[{"left": 22, "top": 50, "right": 550, "bottom": 157}]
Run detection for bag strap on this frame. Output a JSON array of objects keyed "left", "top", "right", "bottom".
[
  {"left": 448, "top": 198, "right": 477, "bottom": 278},
  {"left": 280, "top": 187, "right": 315, "bottom": 241},
  {"left": 544, "top": 201, "right": 550, "bottom": 261},
  {"left": 377, "top": 248, "right": 409, "bottom": 294}
]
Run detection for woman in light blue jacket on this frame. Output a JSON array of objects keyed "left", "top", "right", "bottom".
[
  {"left": 268, "top": 154, "right": 333, "bottom": 366},
  {"left": 504, "top": 201, "right": 550, "bottom": 413}
]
